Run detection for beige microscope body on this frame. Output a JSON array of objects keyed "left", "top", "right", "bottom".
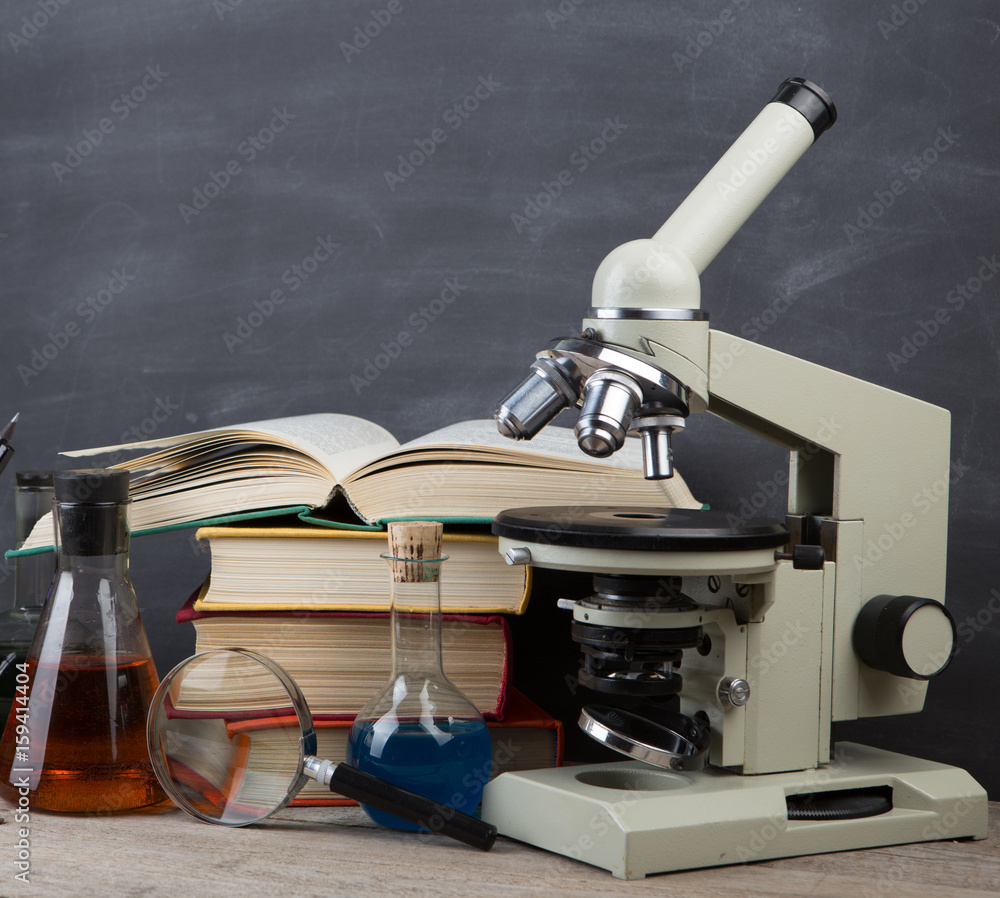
[{"left": 482, "top": 81, "right": 987, "bottom": 879}]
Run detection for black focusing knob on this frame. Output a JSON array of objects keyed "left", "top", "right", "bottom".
[{"left": 853, "top": 595, "right": 956, "bottom": 680}]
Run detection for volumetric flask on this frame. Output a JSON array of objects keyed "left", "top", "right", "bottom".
[
  {"left": 146, "top": 648, "right": 496, "bottom": 850},
  {"left": 349, "top": 522, "right": 492, "bottom": 831}
]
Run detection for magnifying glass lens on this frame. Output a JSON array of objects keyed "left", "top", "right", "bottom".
[{"left": 147, "top": 650, "right": 312, "bottom": 826}]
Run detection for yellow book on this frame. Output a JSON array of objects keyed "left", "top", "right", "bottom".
[{"left": 192, "top": 525, "right": 531, "bottom": 614}]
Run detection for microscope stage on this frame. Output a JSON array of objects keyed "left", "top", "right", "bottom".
[
  {"left": 493, "top": 506, "right": 789, "bottom": 551},
  {"left": 493, "top": 506, "right": 790, "bottom": 576}
]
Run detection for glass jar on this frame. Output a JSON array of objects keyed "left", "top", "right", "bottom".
[{"left": 0, "top": 472, "right": 55, "bottom": 727}]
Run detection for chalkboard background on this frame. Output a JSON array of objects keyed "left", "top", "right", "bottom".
[{"left": 2, "top": 0, "right": 999, "bottom": 796}]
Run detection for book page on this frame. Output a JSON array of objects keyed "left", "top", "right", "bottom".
[
  {"left": 60, "top": 413, "right": 400, "bottom": 482},
  {"left": 346, "top": 420, "right": 647, "bottom": 480}
]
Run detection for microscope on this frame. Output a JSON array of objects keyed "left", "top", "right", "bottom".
[{"left": 480, "top": 79, "right": 988, "bottom": 879}]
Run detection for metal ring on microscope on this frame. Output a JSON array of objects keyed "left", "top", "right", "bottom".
[
  {"left": 538, "top": 337, "right": 691, "bottom": 410},
  {"left": 584, "top": 308, "right": 709, "bottom": 321},
  {"left": 579, "top": 705, "right": 710, "bottom": 772}
]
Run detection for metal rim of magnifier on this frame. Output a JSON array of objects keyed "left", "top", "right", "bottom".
[
  {"left": 146, "top": 647, "right": 319, "bottom": 827},
  {"left": 579, "top": 705, "right": 710, "bottom": 772}
]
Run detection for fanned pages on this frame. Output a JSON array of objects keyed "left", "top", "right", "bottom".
[{"left": 17, "top": 414, "right": 702, "bottom": 552}]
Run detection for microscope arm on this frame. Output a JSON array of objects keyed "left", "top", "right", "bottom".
[{"left": 707, "top": 329, "right": 953, "bottom": 720}]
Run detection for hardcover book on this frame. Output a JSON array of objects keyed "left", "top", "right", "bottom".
[{"left": 15, "top": 414, "right": 701, "bottom": 553}]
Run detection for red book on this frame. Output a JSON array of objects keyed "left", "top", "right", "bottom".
[{"left": 221, "top": 690, "right": 565, "bottom": 807}]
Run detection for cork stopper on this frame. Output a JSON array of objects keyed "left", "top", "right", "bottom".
[{"left": 387, "top": 521, "right": 444, "bottom": 583}]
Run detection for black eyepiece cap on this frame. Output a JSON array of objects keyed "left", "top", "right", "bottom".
[{"left": 771, "top": 77, "right": 837, "bottom": 140}]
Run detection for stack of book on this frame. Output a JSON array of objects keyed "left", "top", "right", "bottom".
[
  {"left": 15, "top": 413, "right": 701, "bottom": 804},
  {"left": 180, "top": 524, "right": 556, "bottom": 804}
]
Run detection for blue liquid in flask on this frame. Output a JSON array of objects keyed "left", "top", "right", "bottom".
[{"left": 348, "top": 717, "right": 493, "bottom": 830}]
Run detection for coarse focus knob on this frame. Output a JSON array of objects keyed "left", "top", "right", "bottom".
[{"left": 853, "top": 595, "right": 956, "bottom": 680}]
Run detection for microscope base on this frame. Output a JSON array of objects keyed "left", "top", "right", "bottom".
[{"left": 480, "top": 742, "right": 987, "bottom": 880}]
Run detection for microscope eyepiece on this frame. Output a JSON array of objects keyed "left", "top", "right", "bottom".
[{"left": 770, "top": 77, "right": 837, "bottom": 140}]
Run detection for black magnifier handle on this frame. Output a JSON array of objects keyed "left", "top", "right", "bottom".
[{"left": 328, "top": 763, "right": 497, "bottom": 852}]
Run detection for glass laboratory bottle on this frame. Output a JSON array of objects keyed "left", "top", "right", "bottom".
[
  {"left": 0, "top": 472, "right": 56, "bottom": 728},
  {"left": 348, "top": 521, "right": 493, "bottom": 831},
  {"left": 0, "top": 468, "right": 166, "bottom": 812}
]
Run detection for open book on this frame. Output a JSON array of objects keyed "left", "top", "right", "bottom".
[{"left": 15, "top": 414, "right": 701, "bottom": 553}]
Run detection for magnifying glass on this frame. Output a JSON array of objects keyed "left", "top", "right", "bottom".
[{"left": 146, "top": 648, "right": 496, "bottom": 851}]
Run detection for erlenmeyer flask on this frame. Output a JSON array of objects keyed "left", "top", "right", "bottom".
[
  {"left": 0, "top": 468, "right": 165, "bottom": 812},
  {"left": 348, "top": 521, "right": 493, "bottom": 830}
]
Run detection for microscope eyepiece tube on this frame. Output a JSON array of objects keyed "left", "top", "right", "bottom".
[{"left": 652, "top": 77, "right": 837, "bottom": 276}]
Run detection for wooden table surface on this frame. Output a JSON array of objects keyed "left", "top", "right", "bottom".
[{"left": 1, "top": 798, "right": 997, "bottom": 897}]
